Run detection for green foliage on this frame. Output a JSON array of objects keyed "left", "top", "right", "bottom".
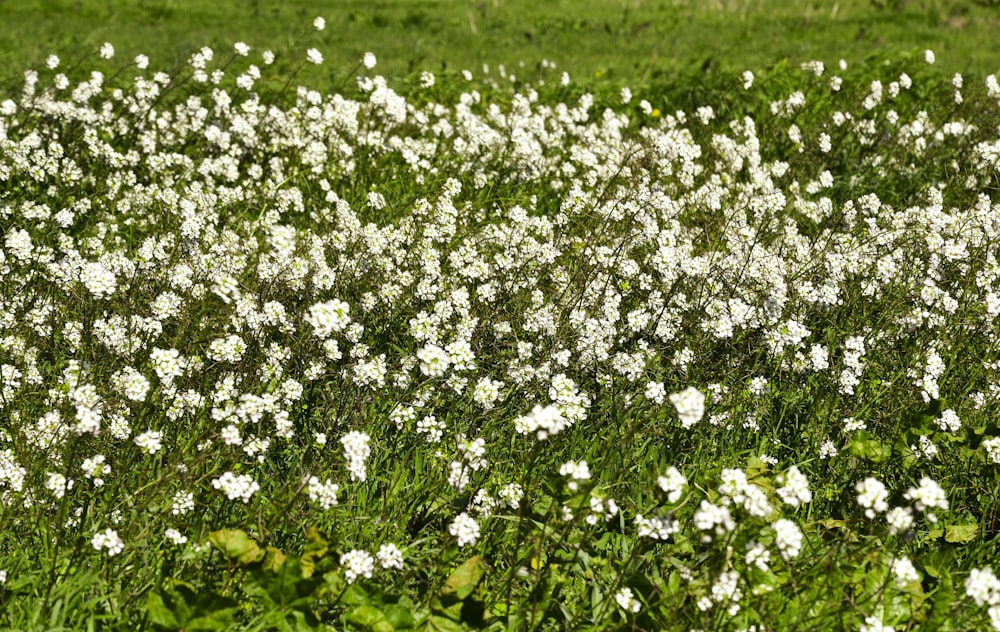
[{"left": 1, "top": 7, "right": 1000, "bottom": 630}]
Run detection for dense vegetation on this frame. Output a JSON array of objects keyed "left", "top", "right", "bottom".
[{"left": 2, "top": 5, "right": 1000, "bottom": 631}]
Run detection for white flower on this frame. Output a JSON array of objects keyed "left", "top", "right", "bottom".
[
  {"left": 669, "top": 386, "right": 705, "bottom": 428},
  {"left": 134, "top": 431, "right": 163, "bottom": 455},
  {"left": 306, "top": 48, "right": 323, "bottom": 65},
  {"left": 772, "top": 519, "right": 803, "bottom": 560},
  {"left": 416, "top": 344, "right": 451, "bottom": 378},
  {"left": 99, "top": 42, "right": 115, "bottom": 59},
  {"left": 984, "top": 437, "right": 1000, "bottom": 464},
  {"left": 306, "top": 300, "right": 351, "bottom": 338},
  {"left": 903, "top": 477, "right": 948, "bottom": 518},
  {"left": 212, "top": 471, "right": 259, "bottom": 503},
  {"left": 313, "top": 16, "right": 326, "bottom": 31},
  {"left": 172, "top": 491, "right": 195, "bottom": 515},
  {"left": 449, "top": 512, "right": 480, "bottom": 546},
  {"left": 656, "top": 466, "right": 687, "bottom": 503},
  {"left": 559, "top": 460, "right": 590, "bottom": 491},
  {"left": 341, "top": 550, "right": 375, "bottom": 584},
  {"left": 92, "top": 528, "right": 124, "bottom": 556},
  {"left": 644, "top": 381, "right": 666, "bottom": 404},
  {"left": 776, "top": 465, "right": 812, "bottom": 507},
  {"left": 890, "top": 556, "right": 920, "bottom": 587},
  {"left": 860, "top": 616, "right": 895, "bottom": 632},
  {"left": 615, "top": 587, "right": 641, "bottom": 613},
  {"left": 965, "top": 567, "right": 1000, "bottom": 607},
  {"left": 341, "top": 431, "right": 371, "bottom": 482},
  {"left": 376, "top": 543, "right": 404, "bottom": 570},
  {"left": 306, "top": 476, "right": 340, "bottom": 509},
  {"left": 81, "top": 262, "right": 117, "bottom": 299},
  {"left": 856, "top": 477, "right": 889, "bottom": 518},
  {"left": 924, "top": 49, "right": 936, "bottom": 64},
  {"left": 164, "top": 528, "right": 188, "bottom": 545},
  {"left": 363, "top": 52, "right": 377, "bottom": 69}
]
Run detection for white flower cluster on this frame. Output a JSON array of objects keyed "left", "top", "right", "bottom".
[
  {"left": 340, "top": 549, "right": 374, "bottom": 583},
  {"left": 211, "top": 471, "right": 259, "bottom": 503},
  {"left": 669, "top": 386, "right": 705, "bottom": 428},
  {"left": 449, "top": 512, "right": 480, "bottom": 547},
  {"left": 514, "top": 404, "right": 568, "bottom": 440},
  {"left": 306, "top": 300, "right": 351, "bottom": 339},
  {"left": 340, "top": 431, "right": 371, "bottom": 482},
  {"left": 965, "top": 567, "right": 1000, "bottom": 631},
  {"left": 306, "top": 476, "right": 340, "bottom": 509},
  {"left": 91, "top": 528, "right": 124, "bottom": 556}
]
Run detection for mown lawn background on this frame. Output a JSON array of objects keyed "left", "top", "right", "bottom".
[
  {"left": 2, "top": 0, "right": 999, "bottom": 90},
  {"left": 3, "top": 1, "right": 1000, "bottom": 631}
]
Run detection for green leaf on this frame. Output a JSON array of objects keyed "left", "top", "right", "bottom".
[
  {"left": 944, "top": 523, "right": 978, "bottom": 544},
  {"left": 341, "top": 582, "right": 373, "bottom": 606},
  {"left": 208, "top": 529, "right": 265, "bottom": 566},
  {"left": 346, "top": 605, "right": 395, "bottom": 632},
  {"left": 382, "top": 601, "right": 417, "bottom": 630},
  {"left": 145, "top": 590, "right": 180, "bottom": 629},
  {"left": 244, "top": 557, "right": 322, "bottom": 611},
  {"left": 441, "top": 556, "right": 485, "bottom": 601},
  {"left": 301, "top": 526, "right": 329, "bottom": 578},
  {"left": 263, "top": 546, "right": 288, "bottom": 572},
  {"left": 145, "top": 583, "right": 238, "bottom": 631},
  {"left": 419, "top": 615, "right": 464, "bottom": 632}
]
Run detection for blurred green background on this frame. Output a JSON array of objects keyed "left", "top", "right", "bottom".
[{"left": 0, "top": 0, "right": 998, "bottom": 88}]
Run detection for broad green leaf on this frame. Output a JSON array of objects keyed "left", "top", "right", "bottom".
[
  {"left": 944, "top": 523, "right": 978, "bottom": 544},
  {"left": 145, "top": 584, "right": 238, "bottom": 632},
  {"left": 341, "top": 582, "right": 373, "bottom": 606},
  {"left": 145, "top": 590, "right": 180, "bottom": 629},
  {"left": 382, "top": 601, "right": 417, "bottom": 630},
  {"left": 346, "top": 605, "right": 396, "bottom": 632},
  {"left": 419, "top": 615, "right": 464, "bottom": 632},
  {"left": 430, "top": 595, "right": 464, "bottom": 622},
  {"left": 208, "top": 529, "right": 264, "bottom": 566},
  {"left": 301, "top": 527, "right": 329, "bottom": 578},
  {"left": 244, "top": 557, "right": 321, "bottom": 611},
  {"left": 263, "top": 546, "right": 288, "bottom": 572},
  {"left": 441, "top": 556, "right": 485, "bottom": 601}
]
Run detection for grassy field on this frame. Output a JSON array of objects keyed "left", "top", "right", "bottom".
[
  {"left": 2, "top": 1, "right": 1000, "bottom": 631},
  {"left": 1, "top": 0, "right": 1000, "bottom": 88}
]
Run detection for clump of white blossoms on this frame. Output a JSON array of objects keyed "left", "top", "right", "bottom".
[
  {"left": 776, "top": 465, "right": 812, "bottom": 507},
  {"left": 903, "top": 477, "right": 948, "bottom": 522},
  {"left": 91, "top": 528, "right": 124, "bottom": 556},
  {"left": 772, "top": 519, "right": 804, "bottom": 560},
  {"left": 856, "top": 477, "right": 889, "bottom": 518},
  {"left": 669, "top": 386, "right": 705, "bottom": 428},
  {"left": 340, "top": 431, "right": 372, "bottom": 482},
  {"left": 514, "top": 404, "right": 568, "bottom": 440},
  {"left": 305, "top": 476, "right": 340, "bottom": 509},
  {"left": 449, "top": 512, "right": 480, "bottom": 547},
  {"left": 306, "top": 300, "right": 351, "bottom": 338},
  {"left": 376, "top": 543, "right": 404, "bottom": 570},
  {"left": 80, "top": 261, "right": 117, "bottom": 299},
  {"left": 657, "top": 466, "right": 687, "bottom": 503},
  {"left": 615, "top": 587, "right": 642, "bottom": 613},
  {"left": 559, "top": 460, "right": 591, "bottom": 492},
  {"left": 416, "top": 343, "right": 451, "bottom": 377},
  {"left": 340, "top": 549, "right": 375, "bottom": 584},
  {"left": 134, "top": 430, "right": 163, "bottom": 455},
  {"left": 212, "top": 472, "right": 259, "bottom": 503}
]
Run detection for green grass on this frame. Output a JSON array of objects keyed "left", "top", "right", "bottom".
[
  {"left": 1, "top": 0, "right": 999, "bottom": 90},
  {"left": 2, "top": 2, "right": 1000, "bottom": 631}
]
